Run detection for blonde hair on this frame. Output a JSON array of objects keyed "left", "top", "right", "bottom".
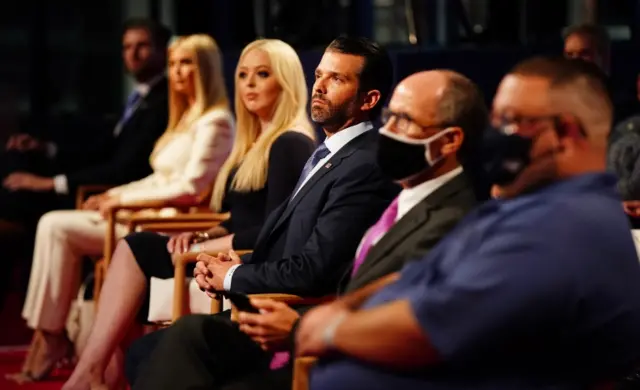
[
  {"left": 153, "top": 34, "right": 230, "bottom": 155},
  {"left": 210, "top": 39, "right": 315, "bottom": 211}
]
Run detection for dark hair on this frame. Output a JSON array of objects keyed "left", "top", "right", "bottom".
[
  {"left": 563, "top": 23, "right": 611, "bottom": 59},
  {"left": 436, "top": 71, "right": 490, "bottom": 200},
  {"left": 510, "top": 56, "right": 613, "bottom": 142},
  {"left": 510, "top": 56, "right": 611, "bottom": 103},
  {"left": 123, "top": 18, "right": 172, "bottom": 50},
  {"left": 326, "top": 36, "right": 393, "bottom": 120}
]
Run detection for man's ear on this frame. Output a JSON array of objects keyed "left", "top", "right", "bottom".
[
  {"left": 359, "top": 90, "right": 381, "bottom": 113},
  {"left": 555, "top": 114, "right": 585, "bottom": 139},
  {"left": 440, "top": 127, "right": 464, "bottom": 156}
]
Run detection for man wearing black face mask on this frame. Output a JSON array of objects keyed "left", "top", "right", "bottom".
[
  {"left": 300, "top": 57, "right": 640, "bottom": 390},
  {"left": 155, "top": 70, "right": 486, "bottom": 390}
]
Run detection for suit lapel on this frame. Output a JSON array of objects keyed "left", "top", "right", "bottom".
[
  {"left": 251, "top": 200, "right": 289, "bottom": 258},
  {"left": 355, "top": 173, "right": 470, "bottom": 276},
  {"left": 265, "top": 131, "right": 373, "bottom": 239}
]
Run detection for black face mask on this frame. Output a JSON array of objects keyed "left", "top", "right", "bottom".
[
  {"left": 377, "top": 128, "right": 448, "bottom": 181},
  {"left": 480, "top": 129, "right": 533, "bottom": 186}
]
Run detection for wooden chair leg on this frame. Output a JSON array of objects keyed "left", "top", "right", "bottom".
[
  {"left": 292, "top": 357, "right": 318, "bottom": 390},
  {"left": 94, "top": 258, "right": 105, "bottom": 305},
  {"left": 172, "top": 255, "right": 188, "bottom": 321}
]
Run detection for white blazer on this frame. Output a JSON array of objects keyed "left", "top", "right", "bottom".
[{"left": 108, "top": 107, "right": 234, "bottom": 205}]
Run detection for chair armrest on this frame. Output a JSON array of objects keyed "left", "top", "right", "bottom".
[
  {"left": 128, "top": 212, "right": 230, "bottom": 226},
  {"left": 293, "top": 357, "right": 318, "bottom": 390},
  {"left": 112, "top": 200, "right": 175, "bottom": 213},
  {"left": 136, "top": 222, "right": 221, "bottom": 233},
  {"left": 75, "top": 185, "right": 114, "bottom": 209}
]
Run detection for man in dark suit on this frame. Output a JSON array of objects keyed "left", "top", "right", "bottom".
[
  {"left": 0, "top": 18, "right": 171, "bottom": 226},
  {"left": 126, "top": 36, "right": 399, "bottom": 389},
  {"left": 223, "top": 70, "right": 487, "bottom": 390},
  {"left": 129, "top": 70, "right": 488, "bottom": 390}
]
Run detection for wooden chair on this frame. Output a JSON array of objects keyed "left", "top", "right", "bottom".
[
  {"left": 228, "top": 293, "right": 335, "bottom": 390},
  {"left": 75, "top": 185, "right": 116, "bottom": 299},
  {"left": 93, "top": 187, "right": 228, "bottom": 302}
]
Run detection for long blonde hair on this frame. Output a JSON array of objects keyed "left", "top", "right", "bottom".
[
  {"left": 210, "top": 39, "right": 315, "bottom": 211},
  {"left": 153, "top": 34, "right": 229, "bottom": 155}
]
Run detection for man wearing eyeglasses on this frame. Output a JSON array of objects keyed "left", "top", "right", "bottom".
[
  {"left": 299, "top": 57, "right": 640, "bottom": 390},
  {"left": 200, "top": 70, "right": 486, "bottom": 390}
]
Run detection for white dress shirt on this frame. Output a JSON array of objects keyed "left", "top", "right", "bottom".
[
  {"left": 396, "top": 165, "right": 463, "bottom": 221},
  {"left": 223, "top": 121, "right": 374, "bottom": 291},
  {"left": 52, "top": 73, "right": 165, "bottom": 194}
]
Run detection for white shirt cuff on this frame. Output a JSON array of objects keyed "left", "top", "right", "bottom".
[
  {"left": 53, "top": 175, "right": 69, "bottom": 194},
  {"left": 46, "top": 142, "right": 57, "bottom": 158},
  {"left": 223, "top": 264, "right": 242, "bottom": 291}
]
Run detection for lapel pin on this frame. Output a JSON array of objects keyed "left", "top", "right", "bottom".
[{"left": 325, "top": 162, "right": 332, "bottom": 169}]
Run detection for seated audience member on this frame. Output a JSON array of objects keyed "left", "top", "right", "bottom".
[
  {"left": 563, "top": 23, "right": 610, "bottom": 74},
  {"left": 562, "top": 24, "right": 639, "bottom": 123},
  {"left": 61, "top": 38, "right": 317, "bottom": 390},
  {"left": 129, "top": 69, "right": 489, "bottom": 390},
  {"left": 127, "top": 36, "right": 400, "bottom": 389},
  {"left": 1, "top": 18, "right": 171, "bottom": 226},
  {"left": 298, "top": 57, "right": 640, "bottom": 390},
  {"left": 9, "top": 34, "right": 234, "bottom": 384}
]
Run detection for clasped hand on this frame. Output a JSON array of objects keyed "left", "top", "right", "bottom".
[{"left": 193, "top": 250, "right": 242, "bottom": 294}]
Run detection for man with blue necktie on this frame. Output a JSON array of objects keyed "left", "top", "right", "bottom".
[
  {"left": 0, "top": 18, "right": 171, "bottom": 227},
  {"left": 142, "top": 69, "right": 487, "bottom": 390},
  {"left": 127, "top": 36, "right": 400, "bottom": 390}
]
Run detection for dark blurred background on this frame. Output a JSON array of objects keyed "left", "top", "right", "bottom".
[{"left": 0, "top": 0, "right": 638, "bottom": 143}]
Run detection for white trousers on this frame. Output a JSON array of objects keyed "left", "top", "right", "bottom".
[{"left": 21, "top": 210, "right": 128, "bottom": 332}]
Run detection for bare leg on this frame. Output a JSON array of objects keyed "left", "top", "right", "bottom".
[{"left": 62, "top": 240, "right": 147, "bottom": 390}]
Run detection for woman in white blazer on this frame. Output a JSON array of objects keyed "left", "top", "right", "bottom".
[{"left": 9, "top": 34, "right": 233, "bottom": 384}]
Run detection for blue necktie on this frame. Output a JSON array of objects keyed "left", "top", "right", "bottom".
[
  {"left": 121, "top": 90, "right": 143, "bottom": 124},
  {"left": 290, "top": 143, "right": 330, "bottom": 198}
]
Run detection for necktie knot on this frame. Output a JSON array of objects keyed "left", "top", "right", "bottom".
[{"left": 310, "top": 143, "right": 330, "bottom": 166}]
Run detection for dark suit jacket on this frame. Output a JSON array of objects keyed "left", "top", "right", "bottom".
[
  {"left": 61, "top": 77, "right": 169, "bottom": 194},
  {"left": 286, "top": 171, "right": 478, "bottom": 363},
  {"left": 343, "top": 172, "right": 477, "bottom": 292},
  {"left": 231, "top": 128, "right": 400, "bottom": 296}
]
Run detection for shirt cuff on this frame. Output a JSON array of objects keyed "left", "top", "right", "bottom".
[
  {"left": 223, "top": 264, "right": 242, "bottom": 291},
  {"left": 46, "top": 142, "right": 57, "bottom": 158},
  {"left": 53, "top": 175, "right": 69, "bottom": 194}
]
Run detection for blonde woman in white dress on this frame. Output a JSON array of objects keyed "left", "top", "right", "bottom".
[{"left": 9, "top": 34, "right": 234, "bottom": 384}]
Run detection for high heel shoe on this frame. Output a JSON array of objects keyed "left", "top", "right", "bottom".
[
  {"left": 5, "top": 332, "right": 43, "bottom": 384},
  {"left": 29, "top": 331, "right": 74, "bottom": 380},
  {"left": 8, "top": 330, "right": 73, "bottom": 382}
]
